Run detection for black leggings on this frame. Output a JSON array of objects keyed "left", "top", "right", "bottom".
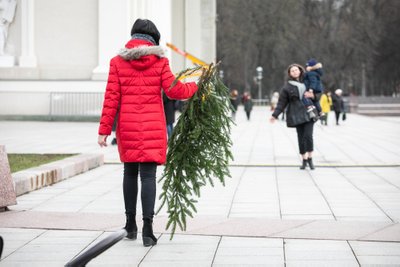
[
  {"left": 295, "top": 121, "right": 314, "bottom": 154},
  {"left": 123, "top": 162, "right": 157, "bottom": 219},
  {"left": 335, "top": 111, "right": 341, "bottom": 124}
]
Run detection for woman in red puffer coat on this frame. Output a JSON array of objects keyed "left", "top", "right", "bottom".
[{"left": 97, "top": 19, "right": 198, "bottom": 247}]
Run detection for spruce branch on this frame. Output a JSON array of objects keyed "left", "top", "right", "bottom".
[{"left": 157, "top": 63, "right": 234, "bottom": 239}]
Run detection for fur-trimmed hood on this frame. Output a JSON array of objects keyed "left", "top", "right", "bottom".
[
  {"left": 118, "top": 39, "right": 165, "bottom": 70},
  {"left": 119, "top": 45, "right": 165, "bottom": 60}
]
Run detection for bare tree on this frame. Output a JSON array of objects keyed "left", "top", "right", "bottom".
[{"left": 217, "top": 0, "right": 400, "bottom": 97}]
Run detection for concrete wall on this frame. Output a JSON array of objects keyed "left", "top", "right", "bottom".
[{"left": 35, "top": 0, "right": 98, "bottom": 79}]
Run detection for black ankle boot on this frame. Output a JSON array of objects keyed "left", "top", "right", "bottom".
[
  {"left": 142, "top": 218, "right": 157, "bottom": 247},
  {"left": 124, "top": 214, "right": 137, "bottom": 239},
  {"left": 300, "top": 159, "right": 307, "bottom": 170},
  {"left": 307, "top": 158, "right": 315, "bottom": 170}
]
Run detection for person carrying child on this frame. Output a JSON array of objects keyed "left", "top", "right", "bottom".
[{"left": 302, "top": 58, "right": 324, "bottom": 120}]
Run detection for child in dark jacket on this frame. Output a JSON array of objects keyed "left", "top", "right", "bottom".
[{"left": 303, "top": 59, "right": 324, "bottom": 120}]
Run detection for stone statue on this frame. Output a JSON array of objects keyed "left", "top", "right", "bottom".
[{"left": 0, "top": 0, "right": 17, "bottom": 56}]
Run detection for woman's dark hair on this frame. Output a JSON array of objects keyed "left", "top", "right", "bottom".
[
  {"left": 287, "top": 63, "right": 305, "bottom": 81},
  {"left": 130, "top": 19, "right": 160, "bottom": 45}
]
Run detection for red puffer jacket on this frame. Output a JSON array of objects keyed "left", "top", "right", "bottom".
[{"left": 98, "top": 39, "right": 198, "bottom": 164}]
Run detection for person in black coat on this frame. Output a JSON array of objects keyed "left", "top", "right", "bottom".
[
  {"left": 163, "top": 93, "right": 176, "bottom": 138},
  {"left": 331, "top": 88, "right": 344, "bottom": 125},
  {"left": 242, "top": 91, "right": 253, "bottom": 120},
  {"left": 270, "top": 63, "right": 316, "bottom": 170},
  {"left": 303, "top": 58, "right": 324, "bottom": 115},
  {"left": 230, "top": 89, "right": 240, "bottom": 121}
]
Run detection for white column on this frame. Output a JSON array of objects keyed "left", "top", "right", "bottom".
[
  {"left": 130, "top": 0, "right": 171, "bottom": 54},
  {"left": 92, "top": 0, "right": 131, "bottom": 80},
  {"left": 185, "top": 0, "right": 202, "bottom": 67},
  {"left": 186, "top": 0, "right": 216, "bottom": 64},
  {"left": 201, "top": 0, "right": 216, "bottom": 63},
  {"left": 19, "top": 0, "right": 37, "bottom": 67},
  {"left": 172, "top": 0, "right": 216, "bottom": 69},
  {"left": 170, "top": 0, "right": 185, "bottom": 72}
]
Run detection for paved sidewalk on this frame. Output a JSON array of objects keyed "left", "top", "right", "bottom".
[{"left": 1, "top": 107, "right": 400, "bottom": 266}]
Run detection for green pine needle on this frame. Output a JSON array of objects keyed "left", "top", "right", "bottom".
[{"left": 157, "top": 63, "right": 234, "bottom": 239}]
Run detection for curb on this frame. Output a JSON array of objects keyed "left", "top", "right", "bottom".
[{"left": 12, "top": 153, "right": 104, "bottom": 196}]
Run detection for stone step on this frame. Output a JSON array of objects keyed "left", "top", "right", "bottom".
[
  {"left": 353, "top": 103, "right": 400, "bottom": 116},
  {"left": 358, "top": 103, "right": 400, "bottom": 110},
  {"left": 12, "top": 153, "right": 104, "bottom": 197}
]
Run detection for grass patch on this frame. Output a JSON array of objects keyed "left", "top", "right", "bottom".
[{"left": 8, "top": 154, "right": 76, "bottom": 173}]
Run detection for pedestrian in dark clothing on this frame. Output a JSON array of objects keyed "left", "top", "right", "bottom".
[
  {"left": 302, "top": 58, "right": 324, "bottom": 120},
  {"left": 242, "top": 91, "right": 253, "bottom": 120},
  {"left": 270, "top": 63, "right": 316, "bottom": 170},
  {"left": 111, "top": 112, "right": 119, "bottom": 145},
  {"left": 163, "top": 93, "right": 176, "bottom": 138},
  {"left": 230, "top": 89, "right": 240, "bottom": 121},
  {"left": 332, "top": 89, "right": 344, "bottom": 125}
]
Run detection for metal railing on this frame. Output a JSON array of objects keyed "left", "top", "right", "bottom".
[
  {"left": 252, "top": 99, "right": 269, "bottom": 106},
  {"left": 50, "top": 92, "right": 104, "bottom": 117}
]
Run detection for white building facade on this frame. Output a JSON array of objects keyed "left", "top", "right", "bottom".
[{"left": 0, "top": 0, "right": 216, "bottom": 118}]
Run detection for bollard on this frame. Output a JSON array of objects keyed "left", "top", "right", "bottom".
[
  {"left": 65, "top": 229, "right": 127, "bottom": 267},
  {"left": 0, "top": 145, "right": 17, "bottom": 209}
]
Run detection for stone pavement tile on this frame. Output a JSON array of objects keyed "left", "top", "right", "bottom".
[
  {"left": 349, "top": 240, "right": 400, "bottom": 266},
  {"left": 214, "top": 264, "right": 283, "bottom": 267},
  {"left": 286, "top": 261, "right": 358, "bottom": 267},
  {"left": 350, "top": 240, "right": 400, "bottom": 255},
  {"left": 1, "top": 229, "right": 101, "bottom": 265},
  {"left": 188, "top": 218, "right": 311, "bottom": 237},
  {"left": 32, "top": 201, "right": 92, "bottom": 212},
  {"left": 213, "top": 236, "right": 284, "bottom": 266},
  {"left": 229, "top": 168, "right": 281, "bottom": 218},
  {"left": 10, "top": 199, "right": 46, "bottom": 211},
  {"left": 360, "top": 223, "right": 400, "bottom": 242},
  {"left": 356, "top": 256, "right": 400, "bottom": 266},
  {"left": 78, "top": 192, "right": 125, "bottom": 214},
  {"left": 285, "top": 239, "right": 359, "bottom": 267},
  {"left": 270, "top": 220, "right": 392, "bottom": 240},
  {"left": 370, "top": 193, "right": 400, "bottom": 202},
  {"left": 277, "top": 171, "right": 333, "bottom": 215},
  {"left": 0, "top": 228, "right": 45, "bottom": 259},
  {"left": 0, "top": 210, "right": 124, "bottom": 231},
  {"left": 282, "top": 215, "right": 335, "bottom": 220},
  {"left": 141, "top": 261, "right": 211, "bottom": 267},
  {"left": 230, "top": 212, "right": 281, "bottom": 219},
  {"left": 333, "top": 207, "right": 389, "bottom": 218},
  {"left": 9, "top": 165, "right": 124, "bottom": 214},
  {"left": 309, "top": 168, "right": 393, "bottom": 221},
  {"left": 2, "top": 261, "right": 69, "bottom": 266},
  {"left": 280, "top": 201, "right": 332, "bottom": 215},
  {"left": 140, "top": 234, "right": 219, "bottom": 266},
  {"left": 165, "top": 166, "right": 240, "bottom": 218},
  {"left": 337, "top": 216, "right": 393, "bottom": 222},
  {"left": 368, "top": 167, "right": 400, "bottom": 188},
  {"left": 86, "top": 232, "right": 150, "bottom": 266}
]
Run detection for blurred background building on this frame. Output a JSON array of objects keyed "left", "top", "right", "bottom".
[{"left": 0, "top": 0, "right": 216, "bottom": 119}]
